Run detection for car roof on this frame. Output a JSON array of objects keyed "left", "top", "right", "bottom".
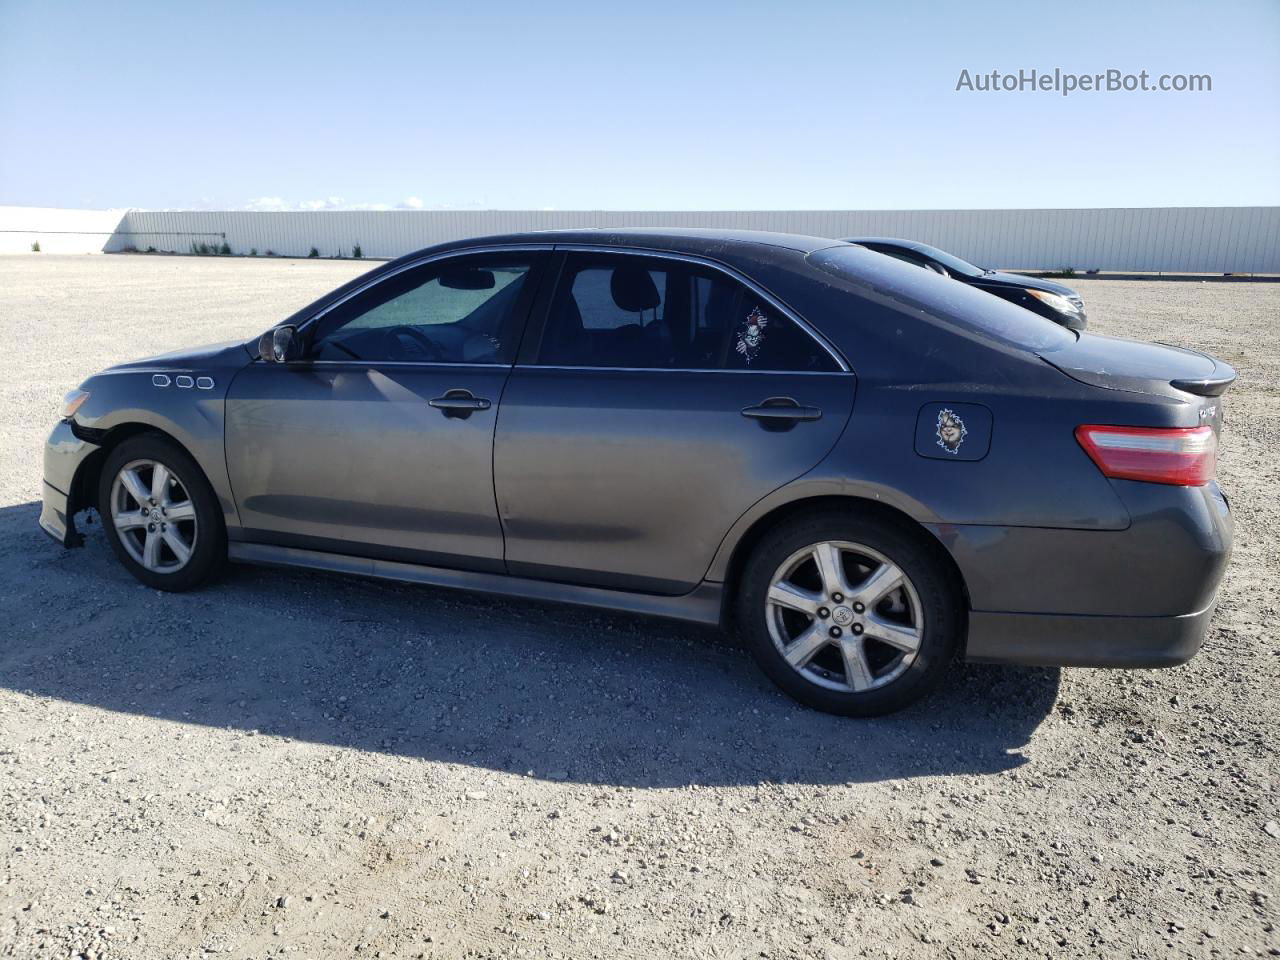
[{"left": 435, "top": 227, "right": 846, "bottom": 257}]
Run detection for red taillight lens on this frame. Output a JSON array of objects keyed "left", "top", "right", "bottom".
[{"left": 1075, "top": 424, "right": 1217, "bottom": 486}]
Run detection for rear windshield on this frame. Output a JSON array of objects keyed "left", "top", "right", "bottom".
[{"left": 808, "top": 246, "right": 1075, "bottom": 353}]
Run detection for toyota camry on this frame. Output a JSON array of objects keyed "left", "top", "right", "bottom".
[{"left": 41, "top": 229, "right": 1234, "bottom": 716}]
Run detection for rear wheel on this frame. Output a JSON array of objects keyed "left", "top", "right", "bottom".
[
  {"left": 736, "top": 511, "right": 963, "bottom": 716},
  {"left": 98, "top": 434, "right": 224, "bottom": 591}
]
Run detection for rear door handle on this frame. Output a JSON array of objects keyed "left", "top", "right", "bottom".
[
  {"left": 741, "top": 397, "right": 823, "bottom": 426},
  {"left": 428, "top": 389, "right": 492, "bottom": 418}
]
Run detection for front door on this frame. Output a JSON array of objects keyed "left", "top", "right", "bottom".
[
  {"left": 226, "top": 252, "right": 546, "bottom": 571},
  {"left": 493, "top": 252, "right": 855, "bottom": 594}
]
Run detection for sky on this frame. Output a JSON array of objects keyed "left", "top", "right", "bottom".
[{"left": 1, "top": 0, "right": 1277, "bottom": 211}]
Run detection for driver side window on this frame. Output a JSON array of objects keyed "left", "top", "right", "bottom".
[{"left": 310, "top": 256, "right": 536, "bottom": 364}]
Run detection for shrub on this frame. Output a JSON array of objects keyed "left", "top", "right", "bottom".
[
  {"left": 31, "top": 241, "right": 40, "bottom": 252},
  {"left": 308, "top": 247, "right": 320, "bottom": 258},
  {"left": 145, "top": 246, "right": 157, "bottom": 253},
  {"left": 195, "top": 242, "right": 211, "bottom": 256},
  {"left": 265, "top": 249, "right": 276, "bottom": 257},
  {"left": 352, "top": 243, "right": 363, "bottom": 259},
  {"left": 249, "top": 248, "right": 258, "bottom": 257}
]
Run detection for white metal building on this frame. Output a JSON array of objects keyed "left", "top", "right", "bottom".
[{"left": 3, "top": 205, "right": 1277, "bottom": 273}]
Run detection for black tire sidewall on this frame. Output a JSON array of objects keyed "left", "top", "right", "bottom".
[
  {"left": 737, "top": 512, "right": 962, "bottom": 717},
  {"left": 97, "top": 434, "right": 224, "bottom": 591}
]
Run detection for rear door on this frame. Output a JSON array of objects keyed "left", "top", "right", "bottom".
[
  {"left": 226, "top": 251, "right": 547, "bottom": 571},
  {"left": 493, "top": 250, "right": 855, "bottom": 595}
]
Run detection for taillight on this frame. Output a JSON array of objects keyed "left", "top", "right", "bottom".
[{"left": 1075, "top": 424, "right": 1216, "bottom": 486}]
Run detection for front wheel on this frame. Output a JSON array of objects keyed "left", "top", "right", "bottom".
[
  {"left": 736, "top": 511, "right": 963, "bottom": 716},
  {"left": 98, "top": 434, "right": 225, "bottom": 591}
]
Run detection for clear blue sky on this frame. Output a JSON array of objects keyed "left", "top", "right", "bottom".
[{"left": 1, "top": 0, "right": 1277, "bottom": 210}]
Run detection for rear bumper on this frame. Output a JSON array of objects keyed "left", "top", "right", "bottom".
[
  {"left": 965, "top": 597, "right": 1216, "bottom": 668},
  {"left": 932, "top": 480, "right": 1231, "bottom": 669}
]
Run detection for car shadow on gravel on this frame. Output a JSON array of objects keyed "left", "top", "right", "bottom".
[{"left": 1, "top": 501, "right": 1060, "bottom": 787}]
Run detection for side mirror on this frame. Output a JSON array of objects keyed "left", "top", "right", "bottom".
[{"left": 258, "top": 325, "right": 302, "bottom": 362}]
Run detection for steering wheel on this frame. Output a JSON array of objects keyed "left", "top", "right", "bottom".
[{"left": 394, "top": 325, "right": 448, "bottom": 362}]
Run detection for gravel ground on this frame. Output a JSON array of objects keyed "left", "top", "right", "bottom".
[{"left": 0, "top": 254, "right": 1277, "bottom": 960}]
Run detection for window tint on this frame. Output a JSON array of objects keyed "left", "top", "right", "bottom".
[
  {"left": 537, "top": 256, "right": 837, "bottom": 372},
  {"left": 310, "top": 258, "right": 533, "bottom": 363},
  {"left": 808, "top": 245, "right": 1075, "bottom": 353}
]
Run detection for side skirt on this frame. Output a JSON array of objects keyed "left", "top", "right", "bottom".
[{"left": 227, "top": 541, "right": 725, "bottom": 627}]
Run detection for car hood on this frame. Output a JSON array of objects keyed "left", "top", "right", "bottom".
[
  {"left": 105, "top": 339, "right": 256, "bottom": 373},
  {"left": 1039, "top": 332, "right": 1236, "bottom": 397},
  {"left": 982, "top": 271, "right": 1078, "bottom": 296}
]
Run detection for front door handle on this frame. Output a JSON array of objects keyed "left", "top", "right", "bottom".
[
  {"left": 428, "top": 389, "right": 492, "bottom": 419},
  {"left": 741, "top": 397, "right": 822, "bottom": 428}
]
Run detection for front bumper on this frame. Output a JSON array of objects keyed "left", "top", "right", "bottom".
[{"left": 41, "top": 419, "right": 100, "bottom": 547}]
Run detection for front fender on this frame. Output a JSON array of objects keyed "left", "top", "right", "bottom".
[{"left": 72, "top": 346, "right": 253, "bottom": 532}]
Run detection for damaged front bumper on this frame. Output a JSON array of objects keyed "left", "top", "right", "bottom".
[{"left": 40, "top": 419, "right": 100, "bottom": 547}]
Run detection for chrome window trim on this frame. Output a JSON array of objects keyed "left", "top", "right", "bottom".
[
  {"left": 289, "top": 240, "right": 850, "bottom": 375},
  {"left": 519, "top": 364, "right": 846, "bottom": 377},
  {"left": 301, "top": 360, "right": 513, "bottom": 370},
  {"left": 548, "top": 244, "right": 851, "bottom": 374}
]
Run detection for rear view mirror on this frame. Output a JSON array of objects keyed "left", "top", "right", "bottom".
[
  {"left": 439, "top": 267, "right": 495, "bottom": 290},
  {"left": 258, "top": 325, "right": 302, "bottom": 362}
]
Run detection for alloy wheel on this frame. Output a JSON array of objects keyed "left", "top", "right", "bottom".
[
  {"left": 765, "top": 540, "right": 924, "bottom": 693},
  {"left": 109, "top": 458, "right": 198, "bottom": 573}
]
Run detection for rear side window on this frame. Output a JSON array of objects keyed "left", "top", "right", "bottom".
[
  {"left": 808, "top": 245, "right": 1075, "bottom": 353},
  {"left": 536, "top": 255, "right": 838, "bottom": 372}
]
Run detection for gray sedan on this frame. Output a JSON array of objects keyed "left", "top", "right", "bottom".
[{"left": 41, "top": 230, "right": 1234, "bottom": 716}]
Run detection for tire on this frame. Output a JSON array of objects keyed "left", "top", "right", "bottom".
[
  {"left": 736, "top": 510, "right": 963, "bottom": 716},
  {"left": 98, "top": 433, "right": 225, "bottom": 591}
]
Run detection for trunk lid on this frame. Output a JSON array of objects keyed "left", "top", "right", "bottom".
[{"left": 1039, "top": 332, "right": 1235, "bottom": 431}]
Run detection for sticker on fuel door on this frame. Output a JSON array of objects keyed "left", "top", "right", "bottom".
[{"left": 914, "top": 402, "right": 993, "bottom": 461}]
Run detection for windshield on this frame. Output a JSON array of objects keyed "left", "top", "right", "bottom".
[{"left": 809, "top": 246, "right": 1075, "bottom": 353}]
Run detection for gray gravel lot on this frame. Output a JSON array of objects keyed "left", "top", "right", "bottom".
[{"left": 1, "top": 254, "right": 1277, "bottom": 959}]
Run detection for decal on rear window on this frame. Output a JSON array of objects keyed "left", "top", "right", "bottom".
[
  {"left": 935, "top": 408, "right": 968, "bottom": 454},
  {"left": 735, "top": 306, "right": 769, "bottom": 364}
]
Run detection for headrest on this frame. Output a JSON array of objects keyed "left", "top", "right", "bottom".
[{"left": 610, "top": 266, "right": 661, "bottom": 313}]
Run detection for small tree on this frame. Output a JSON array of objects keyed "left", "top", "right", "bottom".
[
  {"left": 308, "top": 246, "right": 320, "bottom": 258},
  {"left": 219, "top": 241, "right": 232, "bottom": 256},
  {"left": 30, "top": 241, "right": 40, "bottom": 252},
  {"left": 352, "top": 242, "right": 363, "bottom": 259},
  {"left": 249, "top": 248, "right": 258, "bottom": 257}
]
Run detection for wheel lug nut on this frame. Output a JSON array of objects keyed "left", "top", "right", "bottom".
[
  {"left": 818, "top": 607, "right": 830, "bottom": 619},
  {"left": 828, "top": 626, "right": 842, "bottom": 639},
  {"left": 852, "top": 623, "right": 864, "bottom": 635},
  {"left": 832, "top": 593, "right": 844, "bottom": 603},
  {"left": 147, "top": 523, "right": 155, "bottom": 531},
  {"left": 853, "top": 602, "right": 865, "bottom": 613}
]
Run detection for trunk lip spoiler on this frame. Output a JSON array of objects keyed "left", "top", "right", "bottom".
[{"left": 1170, "top": 356, "right": 1237, "bottom": 397}]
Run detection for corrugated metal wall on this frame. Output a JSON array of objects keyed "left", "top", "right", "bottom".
[{"left": 50, "top": 206, "right": 1280, "bottom": 273}]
